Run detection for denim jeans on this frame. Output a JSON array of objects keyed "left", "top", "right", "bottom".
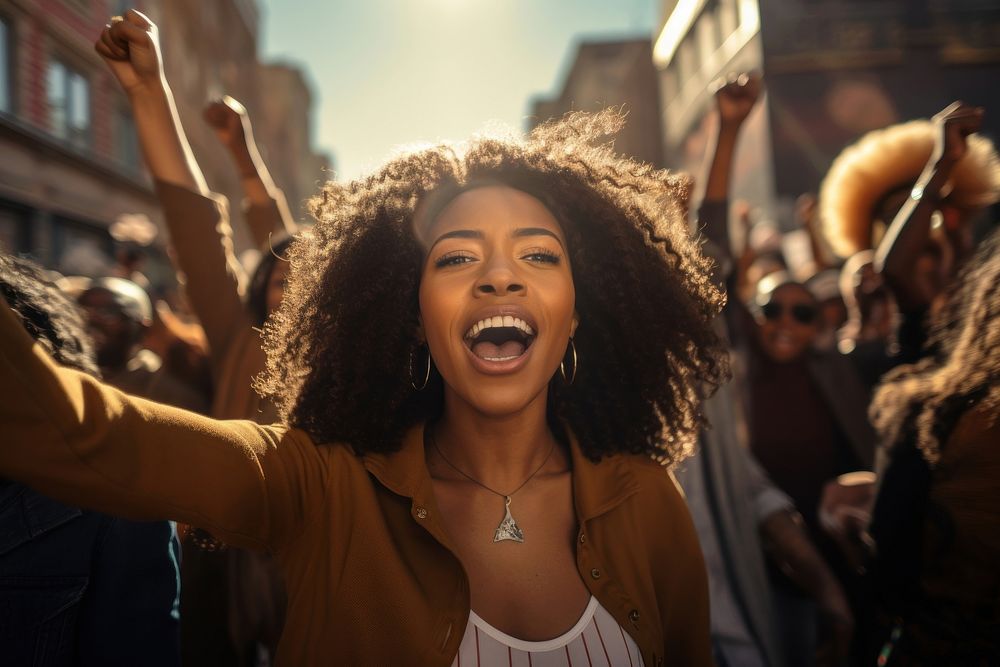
[{"left": 0, "top": 483, "right": 180, "bottom": 666}]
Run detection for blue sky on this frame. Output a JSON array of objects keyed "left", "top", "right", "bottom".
[{"left": 259, "top": 0, "right": 658, "bottom": 181}]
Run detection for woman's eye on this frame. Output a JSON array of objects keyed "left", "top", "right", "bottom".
[
  {"left": 522, "top": 249, "right": 561, "bottom": 264},
  {"left": 434, "top": 252, "right": 476, "bottom": 268}
]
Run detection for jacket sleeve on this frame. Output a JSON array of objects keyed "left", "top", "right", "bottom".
[
  {"left": 0, "top": 295, "right": 323, "bottom": 553},
  {"left": 155, "top": 180, "right": 251, "bottom": 374},
  {"left": 244, "top": 188, "right": 296, "bottom": 250}
]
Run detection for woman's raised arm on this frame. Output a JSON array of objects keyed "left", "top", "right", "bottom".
[
  {"left": 97, "top": 10, "right": 251, "bottom": 360},
  {"left": 0, "top": 293, "right": 322, "bottom": 552},
  {"left": 874, "top": 101, "right": 984, "bottom": 311},
  {"left": 203, "top": 96, "right": 298, "bottom": 248}
]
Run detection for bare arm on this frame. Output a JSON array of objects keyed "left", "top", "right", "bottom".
[
  {"left": 698, "top": 73, "right": 763, "bottom": 255},
  {"left": 761, "top": 510, "right": 854, "bottom": 666},
  {"left": 96, "top": 12, "right": 206, "bottom": 193},
  {"left": 97, "top": 11, "right": 249, "bottom": 359},
  {"left": 797, "top": 193, "right": 832, "bottom": 274},
  {"left": 874, "top": 102, "right": 984, "bottom": 311},
  {"left": 204, "top": 97, "right": 297, "bottom": 247}
]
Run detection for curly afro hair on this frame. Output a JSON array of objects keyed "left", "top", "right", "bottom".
[
  {"left": 0, "top": 254, "right": 98, "bottom": 377},
  {"left": 819, "top": 119, "right": 1000, "bottom": 258},
  {"left": 871, "top": 227, "right": 1000, "bottom": 465},
  {"left": 256, "top": 110, "right": 728, "bottom": 465}
]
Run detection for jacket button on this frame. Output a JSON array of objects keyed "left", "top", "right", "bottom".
[
  {"left": 415, "top": 507, "right": 428, "bottom": 519},
  {"left": 590, "top": 568, "right": 601, "bottom": 579},
  {"left": 628, "top": 609, "right": 640, "bottom": 623}
]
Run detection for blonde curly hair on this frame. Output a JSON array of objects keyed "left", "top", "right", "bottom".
[{"left": 819, "top": 120, "right": 1000, "bottom": 258}]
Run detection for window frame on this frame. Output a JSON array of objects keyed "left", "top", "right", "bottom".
[
  {"left": 46, "top": 57, "right": 92, "bottom": 149},
  {"left": 0, "top": 12, "right": 13, "bottom": 115}
]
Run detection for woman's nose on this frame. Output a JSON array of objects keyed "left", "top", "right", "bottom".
[{"left": 476, "top": 258, "right": 524, "bottom": 296}]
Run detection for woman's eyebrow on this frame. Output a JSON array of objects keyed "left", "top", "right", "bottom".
[
  {"left": 513, "top": 227, "right": 565, "bottom": 247},
  {"left": 429, "top": 227, "right": 564, "bottom": 251},
  {"left": 428, "top": 229, "right": 484, "bottom": 251}
]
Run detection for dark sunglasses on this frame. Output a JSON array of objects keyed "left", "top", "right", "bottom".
[{"left": 761, "top": 301, "right": 817, "bottom": 325}]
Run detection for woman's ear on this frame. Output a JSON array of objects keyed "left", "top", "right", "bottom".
[
  {"left": 570, "top": 312, "right": 579, "bottom": 338},
  {"left": 416, "top": 318, "right": 426, "bottom": 344}
]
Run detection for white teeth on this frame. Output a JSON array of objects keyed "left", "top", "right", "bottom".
[{"left": 464, "top": 315, "right": 536, "bottom": 339}]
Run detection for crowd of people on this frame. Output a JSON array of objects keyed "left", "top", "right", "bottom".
[{"left": 0, "top": 9, "right": 997, "bottom": 667}]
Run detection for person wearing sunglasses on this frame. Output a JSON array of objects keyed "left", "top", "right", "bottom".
[{"left": 743, "top": 271, "right": 876, "bottom": 664}]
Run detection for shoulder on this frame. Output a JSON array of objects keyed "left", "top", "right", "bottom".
[
  {"left": 619, "top": 454, "right": 697, "bottom": 533},
  {"left": 277, "top": 430, "right": 379, "bottom": 495},
  {"left": 939, "top": 403, "right": 1000, "bottom": 470}
]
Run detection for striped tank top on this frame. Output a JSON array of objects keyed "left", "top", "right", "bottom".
[{"left": 451, "top": 596, "right": 645, "bottom": 666}]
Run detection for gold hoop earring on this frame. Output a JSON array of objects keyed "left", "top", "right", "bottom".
[
  {"left": 410, "top": 346, "right": 431, "bottom": 391},
  {"left": 559, "top": 338, "right": 577, "bottom": 385}
]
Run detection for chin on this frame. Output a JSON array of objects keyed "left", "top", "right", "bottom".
[
  {"left": 454, "top": 382, "right": 551, "bottom": 419},
  {"left": 766, "top": 348, "right": 804, "bottom": 363}
]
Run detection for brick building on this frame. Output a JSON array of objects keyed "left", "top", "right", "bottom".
[
  {"left": 530, "top": 38, "right": 665, "bottom": 169},
  {"left": 653, "top": 0, "right": 1000, "bottom": 221},
  {"left": 0, "top": 0, "right": 329, "bottom": 283}
]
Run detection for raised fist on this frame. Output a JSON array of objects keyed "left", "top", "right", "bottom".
[
  {"left": 713, "top": 72, "right": 763, "bottom": 128},
  {"left": 94, "top": 9, "right": 164, "bottom": 96},
  {"left": 932, "top": 101, "right": 984, "bottom": 167}
]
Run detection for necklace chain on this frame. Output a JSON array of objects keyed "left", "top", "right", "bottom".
[{"left": 428, "top": 428, "right": 556, "bottom": 499}]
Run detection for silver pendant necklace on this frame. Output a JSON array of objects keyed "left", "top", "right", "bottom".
[{"left": 429, "top": 429, "right": 556, "bottom": 544}]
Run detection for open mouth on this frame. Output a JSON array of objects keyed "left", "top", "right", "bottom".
[{"left": 464, "top": 316, "right": 536, "bottom": 362}]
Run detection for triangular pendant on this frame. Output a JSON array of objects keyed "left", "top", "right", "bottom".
[{"left": 493, "top": 495, "right": 524, "bottom": 543}]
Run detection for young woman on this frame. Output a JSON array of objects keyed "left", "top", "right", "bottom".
[
  {"left": 740, "top": 274, "right": 873, "bottom": 664},
  {"left": 0, "top": 10, "right": 727, "bottom": 666},
  {"left": 866, "top": 227, "right": 1000, "bottom": 664}
]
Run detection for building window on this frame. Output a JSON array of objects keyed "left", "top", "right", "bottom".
[
  {"left": 678, "top": 39, "right": 698, "bottom": 85},
  {"left": 53, "top": 217, "right": 113, "bottom": 277},
  {"left": 114, "top": 107, "right": 141, "bottom": 171},
  {"left": 696, "top": 11, "right": 719, "bottom": 64},
  {"left": 0, "top": 207, "right": 22, "bottom": 253},
  {"left": 0, "top": 16, "right": 11, "bottom": 114},
  {"left": 47, "top": 60, "right": 91, "bottom": 148},
  {"left": 718, "top": 0, "right": 738, "bottom": 40}
]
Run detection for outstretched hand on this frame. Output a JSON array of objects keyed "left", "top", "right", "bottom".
[
  {"left": 94, "top": 9, "right": 164, "bottom": 96},
  {"left": 713, "top": 72, "right": 763, "bottom": 129},
  {"left": 819, "top": 473, "right": 876, "bottom": 574},
  {"left": 932, "top": 101, "right": 984, "bottom": 167}
]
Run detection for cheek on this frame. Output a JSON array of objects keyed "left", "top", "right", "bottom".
[
  {"left": 796, "top": 325, "right": 819, "bottom": 342},
  {"left": 417, "top": 279, "right": 458, "bottom": 349},
  {"left": 538, "top": 263, "right": 576, "bottom": 312}
]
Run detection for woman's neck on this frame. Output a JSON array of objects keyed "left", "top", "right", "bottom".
[{"left": 429, "top": 390, "right": 565, "bottom": 491}]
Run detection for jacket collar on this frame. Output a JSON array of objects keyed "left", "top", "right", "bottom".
[
  {"left": 361, "top": 423, "right": 435, "bottom": 502},
  {"left": 362, "top": 422, "right": 641, "bottom": 523}
]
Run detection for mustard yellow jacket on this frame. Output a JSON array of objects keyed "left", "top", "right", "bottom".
[{"left": 0, "top": 297, "right": 712, "bottom": 666}]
